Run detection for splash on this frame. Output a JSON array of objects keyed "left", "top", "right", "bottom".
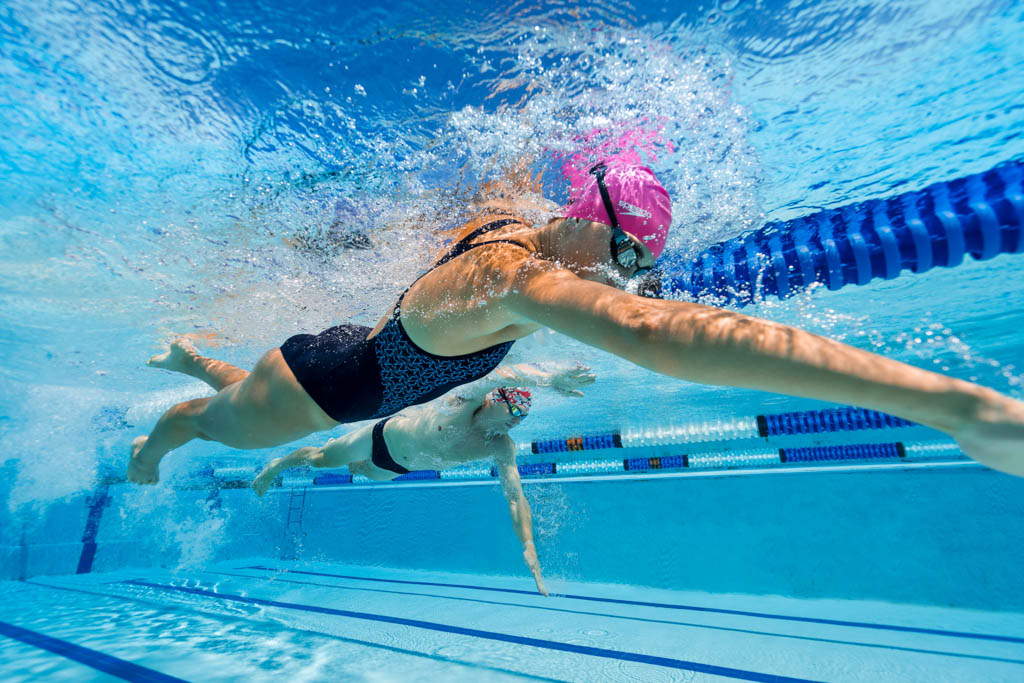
[
  {"left": 556, "top": 122, "right": 675, "bottom": 196},
  {"left": 427, "top": 23, "right": 764, "bottom": 255}
]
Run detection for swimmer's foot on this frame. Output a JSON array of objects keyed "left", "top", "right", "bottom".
[
  {"left": 127, "top": 436, "right": 160, "bottom": 485},
  {"left": 147, "top": 338, "right": 199, "bottom": 374},
  {"left": 252, "top": 458, "right": 283, "bottom": 497},
  {"left": 953, "top": 394, "right": 1024, "bottom": 478}
]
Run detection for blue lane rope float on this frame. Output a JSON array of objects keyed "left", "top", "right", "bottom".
[
  {"left": 659, "top": 158, "right": 1024, "bottom": 304},
  {"left": 779, "top": 442, "right": 905, "bottom": 463},
  {"left": 756, "top": 408, "right": 914, "bottom": 437}
]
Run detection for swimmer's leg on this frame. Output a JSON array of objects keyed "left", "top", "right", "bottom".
[
  {"left": 148, "top": 338, "right": 248, "bottom": 391},
  {"left": 128, "top": 398, "right": 210, "bottom": 485},
  {"left": 129, "top": 349, "right": 337, "bottom": 486},
  {"left": 253, "top": 426, "right": 373, "bottom": 496}
]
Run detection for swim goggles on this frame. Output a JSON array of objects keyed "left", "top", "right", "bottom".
[
  {"left": 590, "top": 162, "right": 653, "bottom": 277},
  {"left": 496, "top": 387, "right": 532, "bottom": 418}
]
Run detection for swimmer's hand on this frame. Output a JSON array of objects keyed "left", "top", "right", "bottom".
[
  {"left": 523, "top": 542, "right": 549, "bottom": 596},
  {"left": 549, "top": 363, "right": 596, "bottom": 398},
  {"left": 252, "top": 456, "right": 285, "bottom": 497}
]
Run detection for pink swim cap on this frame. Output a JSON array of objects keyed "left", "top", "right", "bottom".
[{"left": 562, "top": 161, "right": 673, "bottom": 259}]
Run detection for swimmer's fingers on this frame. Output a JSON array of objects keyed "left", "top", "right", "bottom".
[
  {"left": 574, "top": 370, "right": 597, "bottom": 385},
  {"left": 552, "top": 368, "right": 596, "bottom": 395},
  {"left": 549, "top": 381, "right": 580, "bottom": 397},
  {"left": 567, "top": 361, "right": 595, "bottom": 377}
]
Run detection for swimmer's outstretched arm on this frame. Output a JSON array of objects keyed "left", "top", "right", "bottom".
[
  {"left": 252, "top": 427, "right": 369, "bottom": 496},
  {"left": 505, "top": 262, "right": 1024, "bottom": 477},
  {"left": 495, "top": 442, "right": 548, "bottom": 596},
  {"left": 457, "top": 362, "right": 596, "bottom": 402}
]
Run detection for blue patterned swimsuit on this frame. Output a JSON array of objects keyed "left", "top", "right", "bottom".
[{"left": 280, "top": 219, "right": 528, "bottom": 423}]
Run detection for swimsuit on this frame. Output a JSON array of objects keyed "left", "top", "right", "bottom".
[
  {"left": 370, "top": 418, "right": 408, "bottom": 475},
  {"left": 280, "top": 219, "right": 529, "bottom": 423}
]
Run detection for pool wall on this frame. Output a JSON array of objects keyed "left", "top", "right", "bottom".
[
  {"left": 1, "top": 486, "right": 287, "bottom": 580},
  {"left": 294, "top": 465, "right": 1024, "bottom": 611},
  {"left": 7, "top": 461, "right": 1024, "bottom": 612}
]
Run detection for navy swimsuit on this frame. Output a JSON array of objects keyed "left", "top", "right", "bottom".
[{"left": 280, "top": 219, "right": 529, "bottom": 427}]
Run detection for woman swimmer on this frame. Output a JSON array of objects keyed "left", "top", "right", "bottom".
[{"left": 129, "top": 160, "right": 1024, "bottom": 484}]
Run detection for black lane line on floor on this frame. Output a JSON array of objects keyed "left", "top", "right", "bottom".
[
  {"left": 76, "top": 485, "right": 111, "bottom": 574},
  {"left": 0, "top": 619, "right": 185, "bottom": 683},
  {"left": 27, "top": 581, "right": 565, "bottom": 683},
  {"left": 205, "top": 571, "right": 1024, "bottom": 666},
  {"left": 244, "top": 566, "right": 1024, "bottom": 645},
  {"left": 125, "top": 579, "right": 818, "bottom": 683}
]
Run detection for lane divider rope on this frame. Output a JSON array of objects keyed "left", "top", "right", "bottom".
[
  {"left": 659, "top": 158, "right": 1024, "bottom": 304},
  {"left": 530, "top": 406, "right": 919, "bottom": 455}
]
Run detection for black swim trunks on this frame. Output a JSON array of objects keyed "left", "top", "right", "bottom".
[
  {"left": 280, "top": 219, "right": 529, "bottom": 423},
  {"left": 370, "top": 418, "right": 408, "bottom": 475}
]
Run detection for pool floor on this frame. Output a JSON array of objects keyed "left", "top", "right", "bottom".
[{"left": 1, "top": 560, "right": 1022, "bottom": 681}]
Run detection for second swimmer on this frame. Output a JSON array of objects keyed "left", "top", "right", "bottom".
[{"left": 252, "top": 361, "right": 596, "bottom": 595}]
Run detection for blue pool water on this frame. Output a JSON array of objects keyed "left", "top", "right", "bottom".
[{"left": 2, "top": 0, "right": 1024, "bottom": 680}]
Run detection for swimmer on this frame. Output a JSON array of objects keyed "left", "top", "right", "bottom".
[
  {"left": 251, "top": 362, "right": 594, "bottom": 596},
  {"left": 129, "top": 160, "right": 1024, "bottom": 485}
]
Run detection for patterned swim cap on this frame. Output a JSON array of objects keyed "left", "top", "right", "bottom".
[{"left": 489, "top": 387, "right": 533, "bottom": 415}]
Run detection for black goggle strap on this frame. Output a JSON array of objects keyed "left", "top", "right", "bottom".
[
  {"left": 590, "top": 163, "right": 647, "bottom": 273},
  {"left": 589, "top": 162, "right": 620, "bottom": 230}
]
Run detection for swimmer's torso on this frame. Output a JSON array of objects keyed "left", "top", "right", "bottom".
[{"left": 383, "top": 397, "right": 509, "bottom": 471}]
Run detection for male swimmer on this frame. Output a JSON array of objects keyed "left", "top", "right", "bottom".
[
  {"left": 131, "top": 160, "right": 1024, "bottom": 485},
  {"left": 251, "top": 362, "right": 594, "bottom": 595}
]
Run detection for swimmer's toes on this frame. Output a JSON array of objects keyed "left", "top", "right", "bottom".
[
  {"left": 147, "top": 338, "right": 197, "bottom": 371},
  {"left": 147, "top": 350, "right": 170, "bottom": 368}
]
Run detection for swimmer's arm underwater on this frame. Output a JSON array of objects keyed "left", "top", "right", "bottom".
[
  {"left": 495, "top": 443, "right": 548, "bottom": 596},
  {"left": 457, "top": 362, "right": 596, "bottom": 402}
]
